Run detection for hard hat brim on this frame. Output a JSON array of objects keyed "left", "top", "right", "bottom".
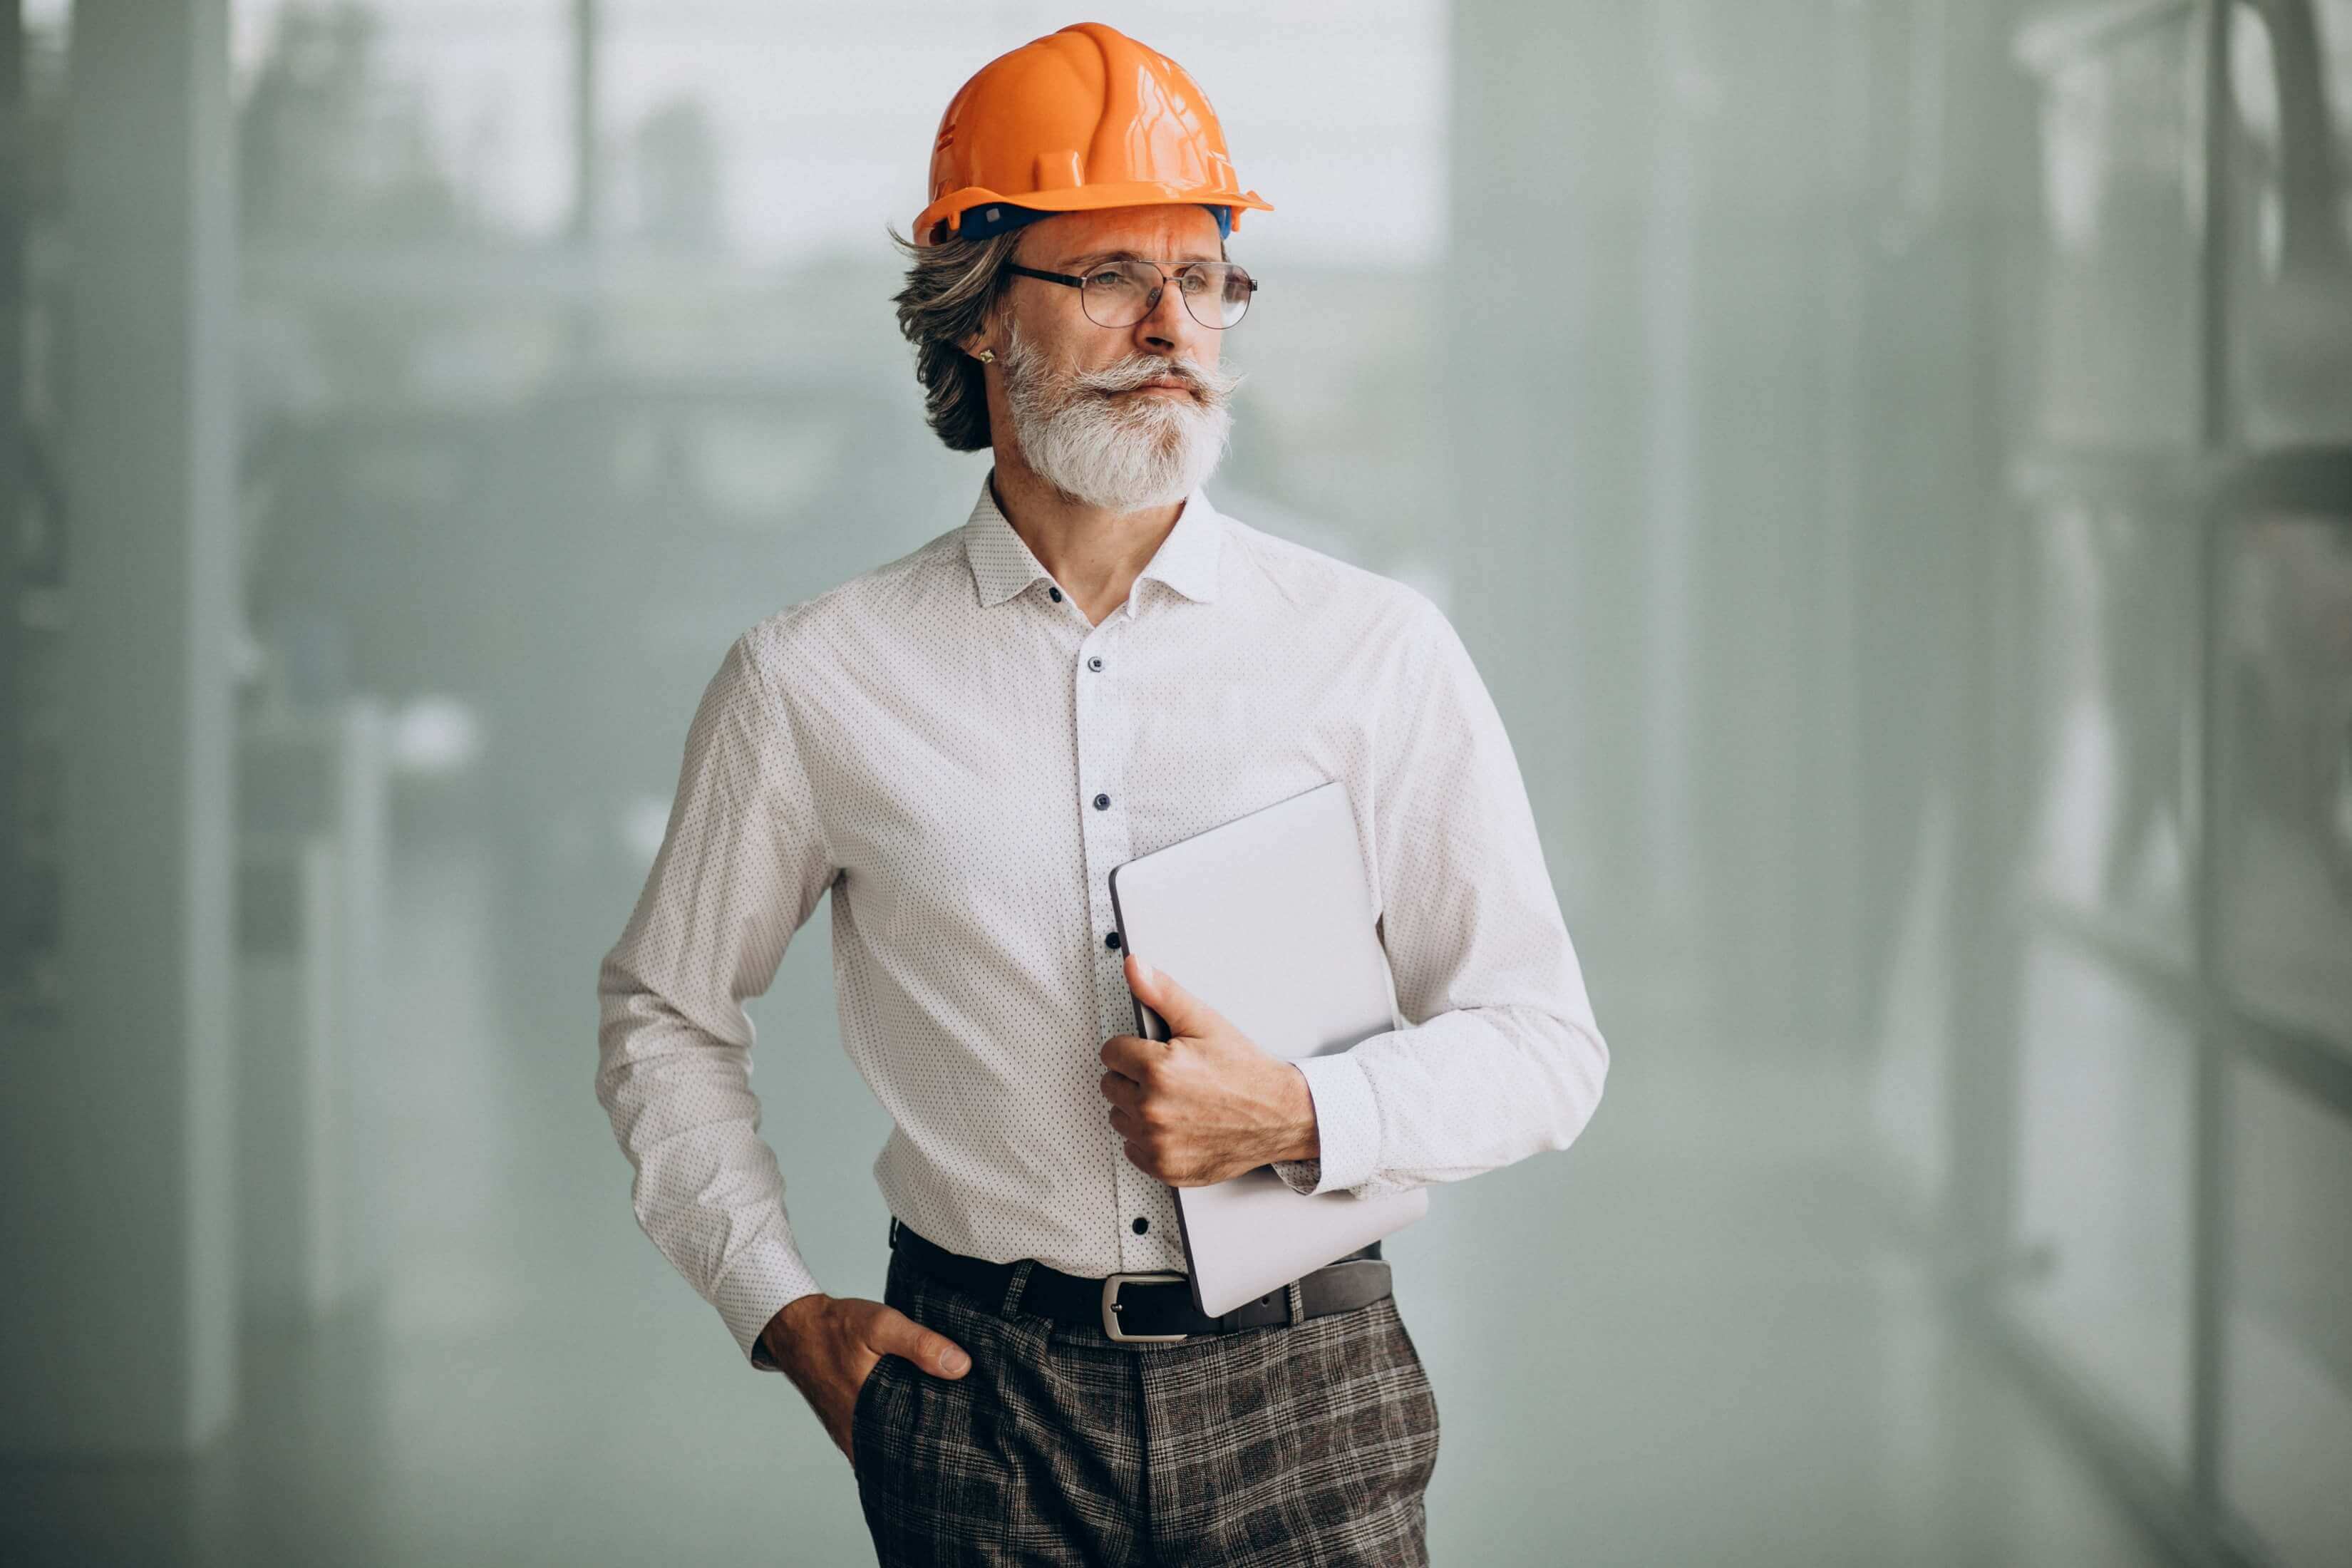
[{"left": 917, "top": 182, "right": 1273, "bottom": 246}]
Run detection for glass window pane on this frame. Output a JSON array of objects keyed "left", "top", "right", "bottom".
[
  {"left": 2003, "top": 936, "right": 2196, "bottom": 1474},
  {"left": 2216, "top": 512, "right": 2352, "bottom": 1054},
  {"left": 2023, "top": 7, "right": 2205, "bottom": 446},
  {"left": 2223, "top": 1059, "right": 2352, "bottom": 1568},
  {"left": 2018, "top": 498, "right": 2198, "bottom": 961},
  {"left": 232, "top": 1, "right": 572, "bottom": 244},
  {"left": 2226, "top": 0, "right": 2352, "bottom": 445}
]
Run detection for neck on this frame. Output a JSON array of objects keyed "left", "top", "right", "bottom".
[{"left": 987, "top": 445, "right": 1185, "bottom": 626}]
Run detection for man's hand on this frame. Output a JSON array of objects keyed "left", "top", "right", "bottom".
[
  {"left": 1100, "top": 949, "right": 1321, "bottom": 1187},
  {"left": 761, "top": 1293, "right": 971, "bottom": 1468}
]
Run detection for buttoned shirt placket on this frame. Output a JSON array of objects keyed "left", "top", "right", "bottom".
[{"left": 1060, "top": 580, "right": 1175, "bottom": 1274}]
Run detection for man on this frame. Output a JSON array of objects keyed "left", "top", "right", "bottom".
[{"left": 595, "top": 21, "right": 1609, "bottom": 1565}]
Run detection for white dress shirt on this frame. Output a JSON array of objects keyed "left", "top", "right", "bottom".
[{"left": 594, "top": 471, "right": 1609, "bottom": 1368}]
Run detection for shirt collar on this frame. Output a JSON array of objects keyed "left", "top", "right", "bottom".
[{"left": 961, "top": 468, "right": 1225, "bottom": 610}]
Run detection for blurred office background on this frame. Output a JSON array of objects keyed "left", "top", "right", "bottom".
[{"left": 2, "top": 1, "right": 2348, "bottom": 1564}]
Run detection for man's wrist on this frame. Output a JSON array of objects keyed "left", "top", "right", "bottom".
[
  {"left": 1279, "top": 1063, "right": 1321, "bottom": 1164},
  {"left": 759, "top": 1290, "right": 829, "bottom": 1366}
]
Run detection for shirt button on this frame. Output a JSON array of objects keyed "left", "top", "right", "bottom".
[
  {"left": 1048, "top": 585, "right": 1063, "bottom": 602},
  {"left": 1105, "top": 930, "right": 1122, "bottom": 949},
  {"left": 1132, "top": 1216, "right": 1149, "bottom": 1234},
  {"left": 1087, "top": 656, "right": 1104, "bottom": 672},
  {"left": 1093, "top": 793, "right": 1111, "bottom": 810}
]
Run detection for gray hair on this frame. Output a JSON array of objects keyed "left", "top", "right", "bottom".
[
  {"left": 887, "top": 221, "right": 1026, "bottom": 453},
  {"left": 887, "top": 215, "right": 1234, "bottom": 453}
]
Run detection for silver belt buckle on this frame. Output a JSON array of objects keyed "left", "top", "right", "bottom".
[{"left": 1101, "top": 1271, "right": 1190, "bottom": 1343}]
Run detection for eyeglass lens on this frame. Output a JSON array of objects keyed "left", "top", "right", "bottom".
[{"left": 1078, "top": 261, "right": 1253, "bottom": 330}]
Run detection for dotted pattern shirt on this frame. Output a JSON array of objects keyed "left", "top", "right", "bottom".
[{"left": 594, "top": 471, "right": 1610, "bottom": 1369}]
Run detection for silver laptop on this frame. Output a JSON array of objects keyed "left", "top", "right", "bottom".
[{"left": 1107, "top": 778, "right": 1430, "bottom": 1319}]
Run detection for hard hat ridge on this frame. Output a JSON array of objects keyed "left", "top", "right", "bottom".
[{"left": 914, "top": 21, "right": 1272, "bottom": 247}]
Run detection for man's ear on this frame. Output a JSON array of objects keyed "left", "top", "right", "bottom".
[{"left": 954, "top": 303, "right": 992, "bottom": 361}]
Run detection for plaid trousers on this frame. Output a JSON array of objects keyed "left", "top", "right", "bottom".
[{"left": 849, "top": 1237, "right": 1443, "bottom": 1566}]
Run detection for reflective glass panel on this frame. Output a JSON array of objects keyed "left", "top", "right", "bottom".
[
  {"left": 2216, "top": 512, "right": 2352, "bottom": 1056},
  {"left": 2017, "top": 497, "right": 2198, "bottom": 961},
  {"left": 2225, "top": 0, "right": 2352, "bottom": 445},
  {"left": 2003, "top": 936, "right": 2196, "bottom": 1474},
  {"left": 2024, "top": 7, "right": 2204, "bottom": 446},
  {"left": 2222, "top": 1058, "right": 2352, "bottom": 1568}
]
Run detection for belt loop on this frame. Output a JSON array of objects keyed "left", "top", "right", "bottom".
[
  {"left": 1285, "top": 1279, "right": 1306, "bottom": 1326},
  {"left": 888, "top": 1215, "right": 901, "bottom": 1251},
  {"left": 999, "top": 1258, "right": 1037, "bottom": 1321}
]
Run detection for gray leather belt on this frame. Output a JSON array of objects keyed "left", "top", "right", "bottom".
[{"left": 887, "top": 1216, "right": 1391, "bottom": 1343}]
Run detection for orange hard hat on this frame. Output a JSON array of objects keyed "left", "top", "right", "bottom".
[{"left": 914, "top": 21, "right": 1272, "bottom": 247}]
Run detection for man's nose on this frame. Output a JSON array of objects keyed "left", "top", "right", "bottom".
[{"left": 1131, "top": 281, "right": 1192, "bottom": 354}]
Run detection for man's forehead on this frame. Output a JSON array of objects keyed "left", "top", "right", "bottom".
[{"left": 1021, "top": 207, "right": 1225, "bottom": 265}]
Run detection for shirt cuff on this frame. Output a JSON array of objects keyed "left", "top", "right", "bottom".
[
  {"left": 1269, "top": 1051, "right": 1381, "bottom": 1197},
  {"left": 714, "top": 1240, "right": 826, "bottom": 1371}
]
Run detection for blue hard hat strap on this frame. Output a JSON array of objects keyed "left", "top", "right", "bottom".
[{"left": 942, "top": 201, "right": 1232, "bottom": 244}]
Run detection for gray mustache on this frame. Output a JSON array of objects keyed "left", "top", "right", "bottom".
[{"left": 1078, "top": 359, "right": 1240, "bottom": 400}]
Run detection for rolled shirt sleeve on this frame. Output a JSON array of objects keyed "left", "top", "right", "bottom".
[
  {"left": 1269, "top": 596, "right": 1609, "bottom": 1200},
  {"left": 594, "top": 626, "right": 838, "bottom": 1368}
]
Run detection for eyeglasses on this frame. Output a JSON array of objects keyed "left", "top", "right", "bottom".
[{"left": 1005, "top": 258, "right": 1259, "bottom": 330}]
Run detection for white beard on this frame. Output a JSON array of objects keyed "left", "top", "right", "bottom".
[{"left": 999, "top": 320, "right": 1242, "bottom": 511}]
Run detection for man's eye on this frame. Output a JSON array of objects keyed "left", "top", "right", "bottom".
[{"left": 1088, "top": 270, "right": 1138, "bottom": 289}]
